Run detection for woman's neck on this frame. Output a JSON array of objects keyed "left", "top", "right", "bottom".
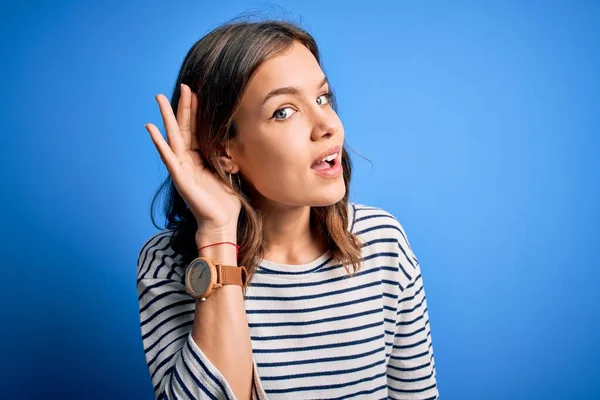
[{"left": 258, "top": 202, "right": 328, "bottom": 266}]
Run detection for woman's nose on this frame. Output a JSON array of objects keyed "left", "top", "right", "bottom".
[{"left": 310, "top": 110, "right": 339, "bottom": 141}]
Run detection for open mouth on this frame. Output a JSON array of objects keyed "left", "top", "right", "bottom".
[{"left": 311, "top": 152, "right": 338, "bottom": 171}]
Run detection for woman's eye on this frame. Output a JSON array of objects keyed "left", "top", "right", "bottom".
[
  {"left": 317, "top": 92, "right": 333, "bottom": 106},
  {"left": 272, "top": 107, "right": 296, "bottom": 121}
]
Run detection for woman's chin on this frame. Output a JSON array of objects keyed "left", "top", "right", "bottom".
[{"left": 309, "top": 183, "right": 347, "bottom": 207}]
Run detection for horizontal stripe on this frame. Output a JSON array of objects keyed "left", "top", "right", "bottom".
[
  {"left": 139, "top": 288, "right": 187, "bottom": 314},
  {"left": 323, "top": 385, "right": 387, "bottom": 400},
  {"left": 184, "top": 338, "right": 232, "bottom": 398},
  {"left": 260, "top": 359, "right": 385, "bottom": 381},
  {"left": 141, "top": 299, "right": 195, "bottom": 327},
  {"left": 251, "top": 320, "right": 384, "bottom": 341},
  {"left": 397, "top": 307, "right": 428, "bottom": 327},
  {"left": 245, "top": 279, "right": 383, "bottom": 301},
  {"left": 144, "top": 320, "right": 193, "bottom": 355},
  {"left": 388, "top": 359, "right": 435, "bottom": 373},
  {"left": 321, "top": 385, "right": 387, "bottom": 400},
  {"left": 394, "top": 321, "right": 429, "bottom": 339},
  {"left": 137, "top": 202, "right": 438, "bottom": 399},
  {"left": 142, "top": 310, "right": 194, "bottom": 340},
  {"left": 246, "top": 293, "right": 383, "bottom": 315},
  {"left": 248, "top": 307, "right": 383, "bottom": 328},
  {"left": 390, "top": 395, "right": 438, "bottom": 400},
  {"left": 257, "top": 346, "right": 385, "bottom": 368},
  {"left": 388, "top": 370, "right": 435, "bottom": 383},
  {"left": 253, "top": 333, "right": 385, "bottom": 354},
  {"left": 388, "top": 382, "right": 438, "bottom": 394},
  {"left": 265, "top": 372, "right": 388, "bottom": 394},
  {"left": 250, "top": 261, "right": 396, "bottom": 289}
]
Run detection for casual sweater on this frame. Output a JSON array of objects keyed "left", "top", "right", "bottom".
[{"left": 137, "top": 202, "right": 439, "bottom": 399}]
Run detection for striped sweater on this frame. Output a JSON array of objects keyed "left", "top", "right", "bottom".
[{"left": 137, "top": 203, "right": 439, "bottom": 399}]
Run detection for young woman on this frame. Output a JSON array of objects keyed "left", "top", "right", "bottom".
[{"left": 138, "top": 20, "right": 438, "bottom": 400}]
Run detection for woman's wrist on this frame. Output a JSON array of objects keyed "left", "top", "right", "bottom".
[
  {"left": 195, "top": 228, "right": 238, "bottom": 265},
  {"left": 195, "top": 226, "right": 237, "bottom": 246}
]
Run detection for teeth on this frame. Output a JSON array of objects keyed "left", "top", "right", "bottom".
[{"left": 321, "top": 152, "right": 338, "bottom": 162}]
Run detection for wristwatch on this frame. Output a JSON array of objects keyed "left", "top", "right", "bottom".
[{"left": 184, "top": 257, "right": 248, "bottom": 301}]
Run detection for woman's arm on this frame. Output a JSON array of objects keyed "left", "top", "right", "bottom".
[
  {"left": 191, "top": 230, "right": 253, "bottom": 400},
  {"left": 380, "top": 214, "right": 439, "bottom": 399},
  {"left": 387, "top": 264, "right": 439, "bottom": 399},
  {"left": 137, "top": 232, "right": 268, "bottom": 400},
  {"left": 141, "top": 84, "right": 266, "bottom": 399}
]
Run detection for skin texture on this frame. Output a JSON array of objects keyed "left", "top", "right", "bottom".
[
  {"left": 222, "top": 41, "right": 346, "bottom": 264},
  {"left": 225, "top": 41, "right": 345, "bottom": 207}
]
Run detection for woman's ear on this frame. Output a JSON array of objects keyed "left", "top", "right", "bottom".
[{"left": 217, "top": 142, "right": 240, "bottom": 174}]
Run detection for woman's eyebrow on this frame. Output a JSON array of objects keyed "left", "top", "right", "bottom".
[{"left": 261, "top": 76, "right": 328, "bottom": 106}]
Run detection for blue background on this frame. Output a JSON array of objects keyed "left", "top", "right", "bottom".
[{"left": 2, "top": 1, "right": 598, "bottom": 399}]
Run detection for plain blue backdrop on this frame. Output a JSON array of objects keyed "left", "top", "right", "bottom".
[{"left": 1, "top": 0, "right": 598, "bottom": 399}]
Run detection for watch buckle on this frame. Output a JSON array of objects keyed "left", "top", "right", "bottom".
[{"left": 214, "top": 264, "right": 223, "bottom": 288}]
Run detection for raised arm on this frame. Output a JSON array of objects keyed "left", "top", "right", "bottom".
[{"left": 141, "top": 84, "right": 265, "bottom": 399}]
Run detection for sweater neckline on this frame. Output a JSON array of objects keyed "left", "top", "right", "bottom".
[
  {"left": 253, "top": 201, "right": 355, "bottom": 279},
  {"left": 256, "top": 250, "right": 335, "bottom": 277}
]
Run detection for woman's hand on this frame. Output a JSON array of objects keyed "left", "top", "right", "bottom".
[{"left": 145, "top": 84, "right": 242, "bottom": 234}]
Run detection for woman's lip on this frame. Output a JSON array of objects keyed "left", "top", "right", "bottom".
[
  {"left": 312, "top": 154, "right": 343, "bottom": 178},
  {"left": 311, "top": 145, "right": 342, "bottom": 166}
]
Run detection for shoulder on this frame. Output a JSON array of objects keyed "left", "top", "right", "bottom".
[
  {"left": 349, "top": 202, "right": 415, "bottom": 254},
  {"left": 136, "top": 229, "right": 185, "bottom": 281},
  {"left": 349, "top": 201, "right": 420, "bottom": 287}
]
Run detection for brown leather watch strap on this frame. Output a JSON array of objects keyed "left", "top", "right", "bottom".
[{"left": 217, "top": 264, "right": 248, "bottom": 288}]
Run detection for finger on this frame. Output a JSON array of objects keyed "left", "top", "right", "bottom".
[
  {"left": 156, "top": 94, "right": 186, "bottom": 157},
  {"left": 190, "top": 91, "right": 200, "bottom": 152},
  {"left": 145, "top": 123, "right": 180, "bottom": 175},
  {"left": 190, "top": 90, "right": 197, "bottom": 137},
  {"left": 177, "top": 84, "right": 192, "bottom": 149}
]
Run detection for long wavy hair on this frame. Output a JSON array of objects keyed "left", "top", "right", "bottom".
[{"left": 150, "top": 20, "right": 363, "bottom": 287}]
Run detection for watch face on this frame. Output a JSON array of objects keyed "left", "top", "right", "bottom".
[{"left": 187, "top": 259, "right": 211, "bottom": 296}]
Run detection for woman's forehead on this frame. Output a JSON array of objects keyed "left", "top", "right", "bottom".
[{"left": 244, "top": 42, "right": 324, "bottom": 102}]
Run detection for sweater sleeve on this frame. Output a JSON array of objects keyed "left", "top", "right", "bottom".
[
  {"left": 137, "top": 238, "right": 269, "bottom": 399},
  {"left": 386, "top": 262, "right": 439, "bottom": 399}
]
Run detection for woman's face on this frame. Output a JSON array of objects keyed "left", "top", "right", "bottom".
[{"left": 229, "top": 41, "right": 346, "bottom": 208}]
